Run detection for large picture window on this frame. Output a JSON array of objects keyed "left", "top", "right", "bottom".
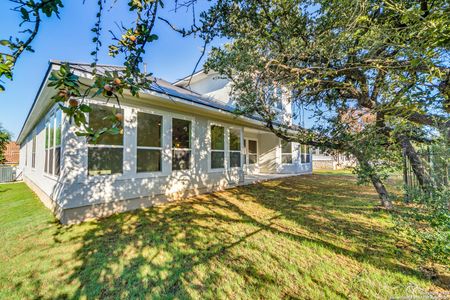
[
  {"left": 229, "top": 128, "right": 241, "bottom": 168},
  {"left": 88, "top": 104, "right": 123, "bottom": 176},
  {"left": 137, "top": 112, "right": 162, "bottom": 173},
  {"left": 172, "top": 118, "right": 191, "bottom": 171},
  {"left": 45, "top": 110, "right": 62, "bottom": 176},
  {"left": 301, "top": 145, "right": 311, "bottom": 163},
  {"left": 281, "top": 140, "right": 293, "bottom": 164},
  {"left": 211, "top": 125, "right": 225, "bottom": 169}
]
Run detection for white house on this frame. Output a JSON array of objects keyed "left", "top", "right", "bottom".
[{"left": 17, "top": 61, "right": 312, "bottom": 224}]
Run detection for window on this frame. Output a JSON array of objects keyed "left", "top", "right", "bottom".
[
  {"left": 44, "top": 122, "right": 48, "bottom": 173},
  {"left": 301, "top": 145, "right": 311, "bottom": 163},
  {"left": 211, "top": 125, "right": 225, "bottom": 169},
  {"left": 31, "top": 131, "right": 36, "bottom": 168},
  {"left": 88, "top": 104, "right": 123, "bottom": 176},
  {"left": 247, "top": 140, "right": 258, "bottom": 165},
  {"left": 172, "top": 118, "right": 191, "bottom": 171},
  {"left": 44, "top": 110, "right": 62, "bottom": 176},
  {"left": 281, "top": 140, "right": 293, "bottom": 164},
  {"left": 25, "top": 142, "right": 28, "bottom": 167},
  {"left": 136, "top": 112, "right": 162, "bottom": 173},
  {"left": 275, "top": 87, "right": 283, "bottom": 110},
  {"left": 229, "top": 128, "right": 241, "bottom": 168},
  {"left": 54, "top": 112, "right": 62, "bottom": 175}
]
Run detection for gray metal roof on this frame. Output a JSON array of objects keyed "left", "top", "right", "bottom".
[
  {"left": 18, "top": 61, "right": 266, "bottom": 143},
  {"left": 51, "top": 61, "right": 237, "bottom": 114}
]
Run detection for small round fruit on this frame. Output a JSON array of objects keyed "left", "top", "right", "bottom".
[
  {"left": 115, "top": 113, "right": 124, "bottom": 122},
  {"left": 104, "top": 84, "right": 113, "bottom": 92},
  {"left": 68, "top": 99, "right": 79, "bottom": 107},
  {"left": 113, "top": 78, "right": 121, "bottom": 85},
  {"left": 129, "top": 35, "right": 137, "bottom": 42},
  {"left": 58, "top": 89, "right": 69, "bottom": 99}
]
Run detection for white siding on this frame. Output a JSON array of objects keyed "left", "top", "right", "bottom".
[
  {"left": 20, "top": 96, "right": 311, "bottom": 213},
  {"left": 20, "top": 105, "right": 66, "bottom": 202},
  {"left": 55, "top": 99, "right": 245, "bottom": 209}
]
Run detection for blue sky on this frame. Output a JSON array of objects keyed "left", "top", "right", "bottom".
[{"left": 0, "top": 1, "right": 218, "bottom": 138}]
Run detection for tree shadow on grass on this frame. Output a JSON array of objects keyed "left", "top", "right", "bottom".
[
  {"left": 0, "top": 187, "right": 11, "bottom": 193},
  {"left": 48, "top": 174, "right": 444, "bottom": 299}
]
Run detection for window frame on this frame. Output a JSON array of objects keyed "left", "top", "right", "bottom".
[
  {"left": 31, "top": 130, "right": 36, "bottom": 169},
  {"left": 136, "top": 111, "right": 163, "bottom": 174},
  {"left": 280, "top": 139, "right": 293, "bottom": 165},
  {"left": 229, "top": 127, "right": 242, "bottom": 169},
  {"left": 209, "top": 123, "right": 226, "bottom": 171},
  {"left": 245, "top": 138, "right": 258, "bottom": 165},
  {"left": 274, "top": 87, "right": 283, "bottom": 111},
  {"left": 208, "top": 121, "right": 243, "bottom": 172},
  {"left": 24, "top": 139, "right": 28, "bottom": 167},
  {"left": 43, "top": 108, "right": 63, "bottom": 178},
  {"left": 171, "top": 117, "right": 193, "bottom": 172},
  {"left": 301, "top": 144, "right": 311, "bottom": 164},
  {"left": 87, "top": 103, "right": 124, "bottom": 177}
]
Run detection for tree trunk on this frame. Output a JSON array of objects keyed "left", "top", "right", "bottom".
[
  {"left": 368, "top": 172, "right": 393, "bottom": 209},
  {"left": 398, "top": 135, "right": 433, "bottom": 192},
  {"left": 353, "top": 152, "right": 393, "bottom": 209}
]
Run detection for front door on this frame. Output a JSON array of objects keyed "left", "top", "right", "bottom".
[{"left": 244, "top": 139, "right": 258, "bottom": 174}]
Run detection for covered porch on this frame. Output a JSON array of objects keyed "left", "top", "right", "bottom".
[{"left": 242, "top": 127, "right": 313, "bottom": 176}]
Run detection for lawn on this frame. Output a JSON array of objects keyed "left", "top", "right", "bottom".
[{"left": 0, "top": 173, "right": 448, "bottom": 299}]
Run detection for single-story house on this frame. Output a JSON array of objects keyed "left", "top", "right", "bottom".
[{"left": 17, "top": 61, "right": 312, "bottom": 224}]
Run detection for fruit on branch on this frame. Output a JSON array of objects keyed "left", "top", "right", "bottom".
[
  {"left": 113, "top": 78, "right": 121, "bottom": 85},
  {"left": 104, "top": 84, "right": 113, "bottom": 92},
  {"left": 115, "top": 112, "right": 124, "bottom": 122},
  {"left": 58, "top": 89, "right": 70, "bottom": 100},
  {"left": 68, "top": 99, "right": 79, "bottom": 108},
  {"left": 129, "top": 35, "right": 137, "bottom": 42}
]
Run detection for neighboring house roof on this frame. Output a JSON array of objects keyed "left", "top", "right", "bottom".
[{"left": 3, "top": 142, "right": 20, "bottom": 164}]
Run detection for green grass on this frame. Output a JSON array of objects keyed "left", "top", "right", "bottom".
[
  {"left": 313, "top": 168, "right": 356, "bottom": 176},
  {"left": 0, "top": 175, "right": 448, "bottom": 299}
]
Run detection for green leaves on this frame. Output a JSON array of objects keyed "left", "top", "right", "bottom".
[
  {"left": 0, "top": 123, "right": 11, "bottom": 163},
  {"left": 20, "top": 7, "right": 29, "bottom": 21},
  {"left": 0, "top": 0, "right": 64, "bottom": 91}
]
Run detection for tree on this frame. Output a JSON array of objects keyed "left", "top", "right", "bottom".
[
  {"left": 0, "top": 0, "right": 199, "bottom": 142},
  {"left": 0, "top": 124, "right": 11, "bottom": 164},
  {"left": 1, "top": 0, "right": 448, "bottom": 207},
  {"left": 190, "top": 0, "right": 450, "bottom": 207}
]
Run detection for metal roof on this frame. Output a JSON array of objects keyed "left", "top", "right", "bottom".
[
  {"left": 51, "top": 61, "right": 237, "bottom": 114},
  {"left": 17, "top": 61, "right": 250, "bottom": 143}
]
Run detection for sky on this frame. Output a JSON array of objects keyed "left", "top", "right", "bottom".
[{"left": 0, "top": 1, "right": 220, "bottom": 139}]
